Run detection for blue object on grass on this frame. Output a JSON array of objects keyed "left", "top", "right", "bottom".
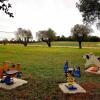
[
  {"left": 64, "top": 61, "right": 68, "bottom": 73},
  {"left": 65, "top": 85, "right": 77, "bottom": 91},
  {"left": 74, "top": 66, "right": 81, "bottom": 78},
  {"left": 2, "top": 75, "right": 14, "bottom": 85}
]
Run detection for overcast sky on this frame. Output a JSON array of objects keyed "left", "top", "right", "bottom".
[{"left": 0, "top": 0, "right": 100, "bottom": 40}]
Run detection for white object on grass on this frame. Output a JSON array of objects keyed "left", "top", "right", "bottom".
[
  {"left": 59, "top": 82, "right": 86, "bottom": 94},
  {"left": 83, "top": 53, "right": 100, "bottom": 69}
]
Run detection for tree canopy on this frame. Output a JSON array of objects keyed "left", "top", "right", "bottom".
[
  {"left": 71, "top": 24, "right": 92, "bottom": 36},
  {"left": 71, "top": 24, "right": 92, "bottom": 48},
  {"left": 16, "top": 28, "right": 33, "bottom": 46},
  {"left": 76, "top": 0, "right": 100, "bottom": 26},
  {"left": 36, "top": 28, "right": 56, "bottom": 47},
  {"left": 0, "top": 0, "right": 14, "bottom": 17}
]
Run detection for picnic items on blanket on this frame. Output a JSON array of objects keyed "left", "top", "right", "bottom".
[
  {"left": 58, "top": 60, "right": 86, "bottom": 94},
  {"left": 64, "top": 60, "right": 81, "bottom": 78},
  {"left": 1, "top": 75, "right": 14, "bottom": 85},
  {"left": 0, "top": 61, "right": 23, "bottom": 85},
  {"left": 63, "top": 61, "right": 81, "bottom": 91},
  {"left": 0, "top": 61, "right": 27, "bottom": 90}
]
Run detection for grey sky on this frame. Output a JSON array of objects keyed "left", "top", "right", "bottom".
[{"left": 0, "top": 0, "right": 99, "bottom": 40}]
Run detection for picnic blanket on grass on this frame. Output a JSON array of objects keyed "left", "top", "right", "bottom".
[
  {"left": 0, "top": 78, "right": 27, "bottom": 90},
  {"left": 59, "top": 82, "right": 86, "bottom": 94}
]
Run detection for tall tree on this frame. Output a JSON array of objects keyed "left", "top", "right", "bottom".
[
  {"left": 71, "top": 24, "right": 92, "bottom": 49},
  {"left": 76, "top": 0, "right": 100, "bottom": 27},
  {"left": 36, "top": 28, "right": 56, "bottom": 47},
  {"left": 0, "top": 0, "right": 13, "bottom": 17},
  {"left": 16, "top": 28, "right": 33, "bottom": 46}
]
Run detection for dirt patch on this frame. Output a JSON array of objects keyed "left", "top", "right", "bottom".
[
  {"left": 81, "top": 82, "right": 100, "bottom": 93},
  {"left": 0, "top": 78, "right": 99, "bottom": 100},
  {"left": 63, "top": 82, "right": 100, "bottom": 100}
]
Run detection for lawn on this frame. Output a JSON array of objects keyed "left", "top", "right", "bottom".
[
  {"left": 0, "top": 43, "right": 100, "bottom": 100},
  {"left": 30, "top": 41, "right": 100, "bottom": 48}
]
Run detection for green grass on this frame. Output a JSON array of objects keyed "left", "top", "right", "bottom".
[
  {"left": 0, "top": 44, "right": 99, "bottom": 80},
  {"left": 0, "top": 43, "right": 100, "bottom": 99},
  {"left": 30, "top": 41, "right": 100, "bottom": 48}
]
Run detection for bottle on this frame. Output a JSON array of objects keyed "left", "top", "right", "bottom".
[{"left": 64, "top": 60, "right": 68, "bottom": 73}]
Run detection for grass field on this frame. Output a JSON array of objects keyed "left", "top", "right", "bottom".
[
  {"left": 0, "top": 42, "right": 100, "bottom": 100},
  {"left": 30, "top": 41, "right": 100, "bottom": 48}
]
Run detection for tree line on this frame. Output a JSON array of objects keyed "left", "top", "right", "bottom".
[
  {"left": 0, "top": 0, "right": 100, "bottom": 49},
  {"left": 0, "top": 26, "right": 100, "bottom": 48},
  {"left": 55, "top": 35, "right": 100, "bottom": 42}
]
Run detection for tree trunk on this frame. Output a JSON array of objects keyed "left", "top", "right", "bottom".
[
  {"left": 3, "top": 42, "right": 6, "bottom": 45},
  {"left": 42, "top": 38, "right": 51, "bottom": 47},
  {"left": 24, "top": 42, "right": 27, "bottom": 46},
  {"left": 24, "top": 38, "right": 28, "bottom": 46},
  {"left": 48, "top": 41, "right": 51, "bottom": 47},
  {"left": 79, "top": 41, "right": 82, "bottom": 49},
  {"left": 46, "top": 41, "right": 51, "bottom": 47}
]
